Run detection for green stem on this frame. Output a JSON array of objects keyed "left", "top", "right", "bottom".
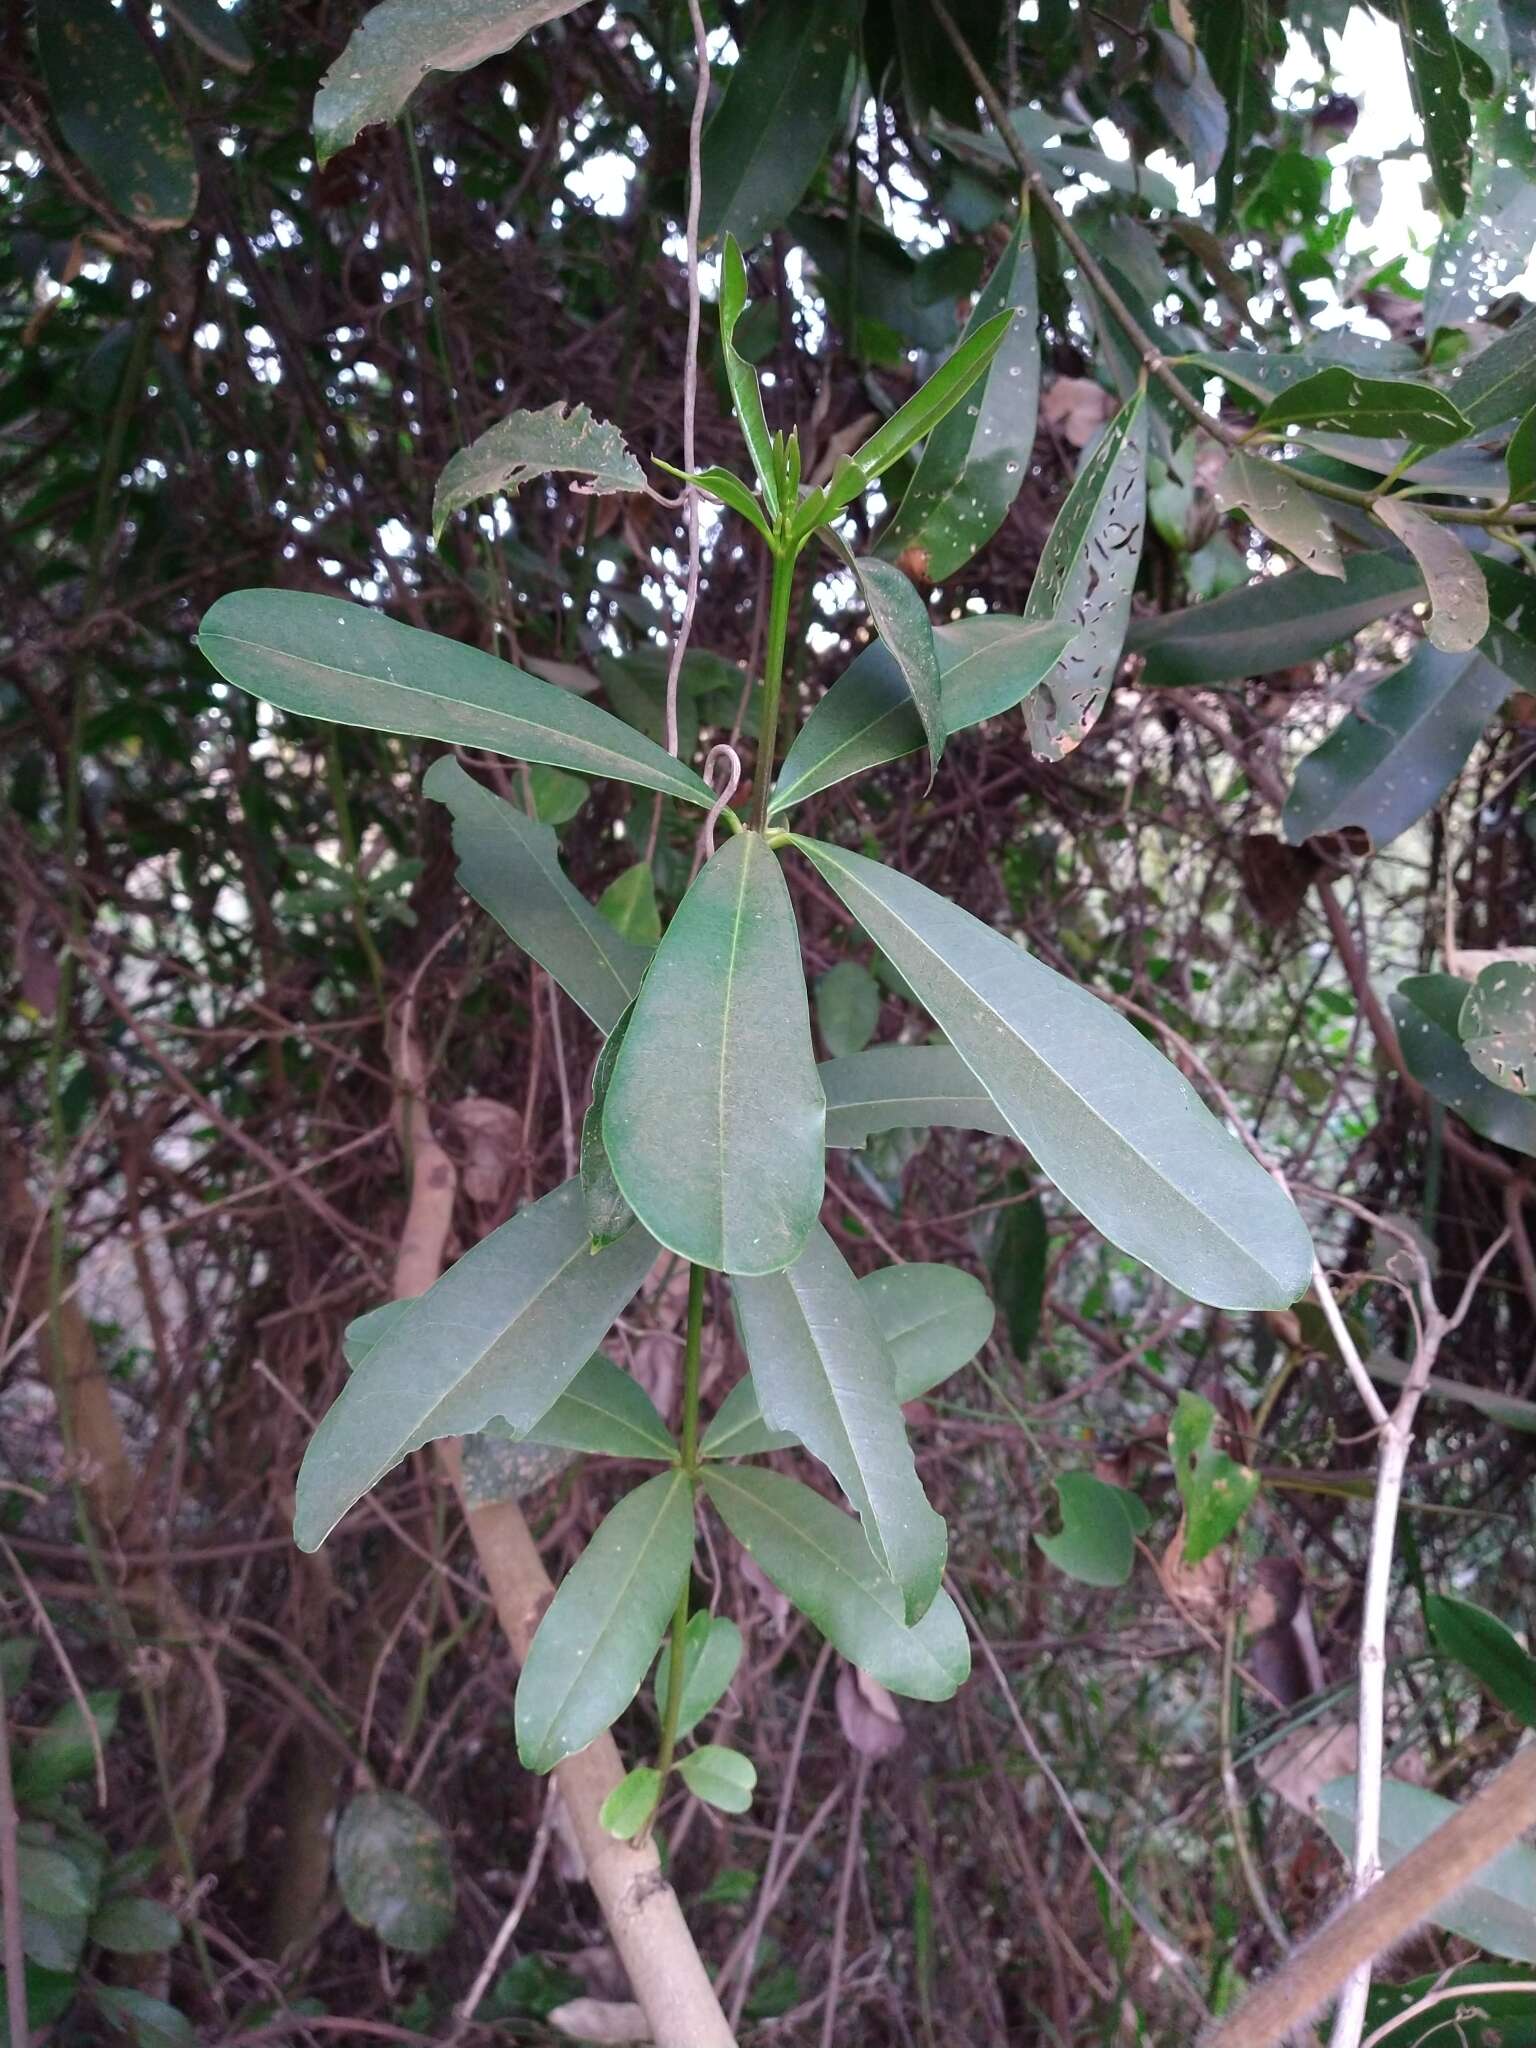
[
  {"left": 752, "top": 548, "right": 798, "bottom": 833},
  {"left": 653, "top": 1263, "right": 708, "bottom": 1796}
]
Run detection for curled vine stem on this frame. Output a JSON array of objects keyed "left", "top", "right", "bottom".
[{"left": 699, "top": 743, "right": 742, "bottom": 862}]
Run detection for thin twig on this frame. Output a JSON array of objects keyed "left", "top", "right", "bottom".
[
  {"left": 819, "top": 1755, "right": 870, "bottom": 2048},
  {"left": 453, "top": 1780, "right": 556, "bottom": 2029}
]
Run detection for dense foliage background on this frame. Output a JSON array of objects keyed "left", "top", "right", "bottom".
[{"left": 2, "top": 0, "right": 1534, "bottom": 2042}]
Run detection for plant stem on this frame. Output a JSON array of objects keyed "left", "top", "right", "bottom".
[
  {"left": 653, "top": 1262, "right": 708, "bottom": 1798},
  {"left": 752, "top": 547, "right": 798, "bottom": 832}
]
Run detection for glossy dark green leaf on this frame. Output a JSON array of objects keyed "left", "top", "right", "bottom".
[
  {"left": 655, "top": 1614, "right": 742, "bottom": 1739},
  {"left": 987, "top": 1181, "right": 1046, "bottom": 1360},
  {"left": 815, "top": 962, "right": 880, "bottom": 1058},
  {"left": 516, "top": 1470, "right": 695, "bottom": 1771},
  {"left": 1372, "top": 498, "right": 1488, "bottom": 652},
  {"left": 1213, "top": 452, "right": 1343, "bottom": 577},
  {"left": 1391, "top": 974, "right": 1536, "bottom": 1158},
  {"left": 701, "top": 1467, "right": 969, "bottom": 1701},
  {"left": 718, "top": 237, "right": 779, "bottom": 514},
  {"left": 605, "top": 832, "right": 825, "bottom": 1276},
  {"left": 200, "top": 593, "right": 712, "bottom": 809},
  {"left": 433, "top": 401, "right": 644, "bottom": 541},
  {"left": 820, "top": 1044, "right": 1011, "bottom": 1148},
  {"left": 1282, "top": 644, "right": 1510, "bottom": 851},
  {"left": 582, "top": 1005, "right": 637, "bottom": 1247},
  {"left": 1425, "top": 1593, "right": 1536, "bottom": 1725},
  {"left": 312, "top": 0, "right": 586, "bottom": 162},
  {"left": 794, "top": 839, "right": 1313, "bottom": 1309},
  {"left": 676, "top": 1745, "right": 756, "bottom": 1814},
  {"left": 1023, "top": 393, "right": 1148, "bottom": 760},
  {"left": 1399, "top": 0, "right": 1472, "bottom": 217},
  {"left": 425, "top": 759, "right": 650, "bottom": 1034},
  {"left": 1170, "top": 1391, "right": 1260, "bottom": 1563},
  {"left": 294, "top": 1180, "right": 658, "bottom": 1550},
  {"left": 847, "top": 557, "right": 944, "bottom": 785},
  {"left": 698, "top": 0, "right": 860, "bottom": 251},
  {"left": 1036, "top": 1472, "right": 1144, "bottom": 1586},
  {"left": 1257, "top": 368, "right": 1472, "bottom": 446},
  {"left": 523, "top": 763, "right": 588, "bottom": 825},
  {"left": 39, "top": 0, "right": 197, "bottom": 230},
  {"left": 1448, "top": 312, "right": 1536, "bottom": 430},
  {"left": 162, "top": 0, "right": 253, "bottom": 71},
  {"left": 1150, "top": 27, "right": 1229, "bottom": 183},
  {"left": 596, "top": 864, "right": 663, "bottom": 948},
  {"left": 1508, "top": 407, "right": 1536, "bottom": 504},
  {"left": 1460, "top": 960, "right": 1536, "bottom": 1096},
  {"left": 600, "top": 1768, "right": 663, "bottom": 1840},
  {"left": 522, "top": 1354, "right": 676, "bottom": 1461},
  {"left": 1483, "top": 559, "right": 1536, "bottom": 694},
  {"left": 733, "top": 1226, "right": 947, "bottom": 1620},
  {"left": 89, "top": 1896, "right": 182, "bottom": 1956},
  {"left": 334, "top": 1793, "right": 455, "bottom": 1955},
  {"left": 1128, "top": 551, "right": 1425, "bottom": 686}
]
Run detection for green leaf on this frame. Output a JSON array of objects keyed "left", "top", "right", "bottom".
[
  {"left": 1399, "top": 0, "right": 1472, "bottom": 217},
  {"left": 599, "top": 1768, "right": 662, "bottom": 1841},
  {"left": 433, "top": 401, "right": 644, "bottom": 542},
  {"left": 698, "top": 0, "right": 860, "bottom": 251},
  {"left": 675, "top": 1745, "right": 756, "bottom": 1815},
  {"left": 523, "top": 1354, "right": 677, "bottom": 1461},
  {"left": 815, "top": 962, "right": 880, "bottom": 1058},
  {"left": 1150, "top": 27, "right": 1229, "bottom": 183},
  {"left": 1460, "top": 960, "right": 1536, "bottom": 1097},
  {"left": 15, "top": 1693, "right": 119, "bottom": 1803},
  {"left": 733, "top": 1227, "right": 947, "bottom": 1621},
  {"left": 1317, "top": 1777, "right": 1536, "bottom": 1961},
  {"left": 18, "top": 1846, "right": 94, "bottom": 1920},
  {"left": 89, "top": 1896, "right": 182, "bottom": 1956},
  {"left": 605, "top": 833, "right": 825, "bottom": 1276},
  {"left": 1283, "top": 644, "right": 1509, "bottom": 851},
  {"left": 1213, "top": 452, "right": 1343, "bottom": 578},
  {"left": 770, "top": 616, "right": 1072, "bottom": 814},
  {"left": 523, "top": 763, "right": 588, "bottom": 826},
  {"left": 1128, "top": 551, "right": 1425, "bottom": 687},
  {"left": 162, "top": 0, "right": 253, "bottom": 71},
  {"left": 932, "top": 109, "right": 1181, "bottom": 214},
  {"left": 1036, "top": 1472, "right": 1143, "bottom": 1586},
  {"left": 1425, "top": 1593, "right": 1536, "bottom": 1726},
  {"left": 988, "top": 1182, "right": 1046, "bottom": 1360},
  {"left": 1483, "top": 558, "right": 1536, "bottom": 694},
  {"left": 95, "top": 1988, "right": 196, "bottom": 2048},
  {"left": 820, "top": 1044, "right": 1010, "bottom": 1149},
  {"left": 653, "top": 460, "right": 774, "bottom": 542},
  {"left": 334, "top": 1792, "right": 455, "bottom": 1955},
  {"left": 294, "top": 1180, "right": 658, "bottom": 1550},
  {"left": 1448, "top": 312, "right": 1536, "bottom": 430},
  {"left": 516, "top": 1471, "right": 695, "bottom": 1772},
  {"left": 1169, "top": 1391, "right": 1260, "bottom": 1563},
  {"left": 719, "top": 237, "right": 779, "bottom": 514},
  {"left": 424, "top": 757, "right": 649, "bottom": 1034},
  {"left": 844, "top": 557, "right": 945, "bottom": 786},
  {"left": 1022, "top": 393, "right": 1148, "bottom": 759},
  {"left": 1256, "top": 369, "right": 1472, "bottom": 446},
  {"left": 818, "top": 310, "right": 1019, "bottom": 525},
  {"left": 793, "top": 840, "right": 1313, "bottom": 1310},
  {"left": 1371, "top": 498, "right": 1489, "bottom": 653},
  {"left": 312, "top": 0, "right": 586, "bottom": 162},
  {"left": 1508, "top": 406, "right": 1536, "bottom": 504},
  {"left": 199, "top": 593, "right": 712, "bottom": 810},
  {"left": 0, "top": 1638, "right": 38, "bottom": 1693},
  {"left": 1427, "top": 109, "right": 1536, "bottom": 332},
  {"left": 1392, "top": 974, "right": 1536, "bottom": 1158},
  {"left": 1366, "top": 1966, "right": 1536, "bottom": 2048},
  {"left": 38, "top": 0, "right": 197, "bottom": 230},
  {"left": 701, "top": 1467, "right": 969, "bottom": 1701},
  {"left": 596, "top": 863, "right": 662, "bottom": 947},
  {"left": 582, "top": 1006, "right": 638, "bottom": 1248},
  {"left": 655, "top": 1614, "right": 743, "bottom": 1739}
]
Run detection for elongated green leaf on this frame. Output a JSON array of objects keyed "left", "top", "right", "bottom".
[
  {"left": 39, "top": 0, "right": 197, "bottom": 230},
  {"left": 294, "top": 1181, "right": 657, "bottom": 1549},
  {"left": 1151, "top": 27, "right": 1228, "bottom": 182},
  {"left": 1391, "top": 974, "right": 1536, "bottom": 1158},
  {"left": 1129, "top": 551, "right": 1425, "bottom": 686},
  {"left": 516, "top": 1471, "right": 694, "bottom": 1771},
  {"left": 655, "top": 1614, "right": 742, "bottom": 1740},
  {"left": 312, "top": 0, "right": 586, "bottom": 162},
  {"left": 335, "top": 1793, "right": 455, "bottom": 1955},
  {"left": 1372, "top": 498, "right": 1489, "bottom": 652},
  {"left": 1461, "top": 960, "right": 1535, "bottom": 1096},
  {"left": 605, "top": 833, "right": 824, "bottom": 1276},
  {"left": 676, "top": 1745, "right": 756, "bottom": 1814},
  {"left": 733, "top": 1227, "right": 946, "bottom": 1619},
  {"left": 719, "top": 237, "right": 778, "bottom": 513},
  {"left": 848, "top": 557, "right": 945, "bottom": 785},
  {"left": 932, "top": 109, "right": 1181, "bottom": 214},
  {"left": 1399, "top": 0, "right": 1471, "bottom": 217},
  {"left": 600, "top": 1768, "right": 662, "bottom": 1840},
  {"left": 433, "top": 401, "right": 644, "bottom": 542},
  {"left": 794, "top": 839, "right": 1313, "bottom": 1308},
  {"left": 815, "top": 962, "right": 880, "bottom": 1058},
  {"left": 820, "top": 1044, "right": 1010, "bottom": 1148},
  {"left": 1214, "top": 452, "right": 1343, "bottom": 578},
  {"left": 1317, "top": 1777, "right": 1536, "bottom": 1961},
  {"left": 701, "top": 1467, "right": 969, "bottom": 1701},
  {"left": 1425, "top": 1594, "right": 1536, "bottom": 1726},
  {"left": 1037, "top": 1471, "right": 1144, "bottom": 1586},
  {"left": 1257, "top": 369, "right": 1472, "bottom": 446},
  {"left": 1282, "top": 644, "right": 1510, "bottom": 850},
  {"left": 1483, "top": 559, "right": 1536, "bottom": 694},
  {"left": 424, "top": 758, "right": 649, "bottom": 1033},
  {"left": 1170, "top": 1391, "right": 1260, "bottom": 1563},
  {"left": 162, "top": 0, "right": 253, "bottom": 71},
  {"left": 1508, "top": 407, "right": 1536, "bottom": 505},
  {"left": 698, "top": 0, "right": 859, "bottom": 251},
  {"left": 582, "top": 1006, "right": 638, "bottom": 1247},
  {"left": 770, "top": 617, "right": 1073, "bottom": 814},
  {"left": 1023, "top": 393, "right": 1148, "bottom": 759},
  {"left": 596, "top": 863, "right": 662, "bottom": 947},
  {"left": 653, "top": 460, "right": 773, "bottom": 541},
  {"left": 521, "top": 1354, "right": 676, "bottom": 1460},
  {"left": 199, "top": 592, "right": 713, "bottom": 808},
  {"left": 988, "top": 1179, "right": 1046, "bottom": 1359},
  {"left": 1427, "top": 109, "right": 1536, "bottom": 332},
  {"left": 1448, "top": 312, "right": 1536, "bottom": 431}
]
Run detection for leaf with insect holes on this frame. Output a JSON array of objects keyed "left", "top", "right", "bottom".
[
  {"left": 1399, "top": 0, "right": 1472, "bottom": 217},
  {"left": 433, "top": 401, "right": 644, "bottom": 541},
  {"left": 335, "top": 1793, "right": 455, "bottom": 1955},
  {"left": 1393, "top": 974, "right": 1536, "bottom": 1158},
  {"left": 39, "top": 0, "right": 198, "bottom": 230},
  {"left": 1372, "top": 498, "right": 1489, "bottom": 653},
  {"left": 1036, "top": 1472, "right": 1149, "bottom": 1586},
  {"left": 1425, "top": 1593, "right": 1536, "bottom": 1726},
  {"left": 1460, "top": 960, "right": 1536, "bottom": 1097},
  {"left": 599, "top": 1768, "right": 662, "bottom": 1841},
  {"left": 1256, "top": 368, "right": 1472, "bottom": 446},
  {"left": 1214, "top": 452, "right": 1343, "bottom": 578},
  {"left": 654, "top": 1614, "right": 742, "bottom": 1739},
  {"left": 1170, "top": 1391, "right": 1259, "bottom": 1563},
  {"left": 676, "top": 1746, "right": 756, "bottom": 1814},
  {"left": 582, "top": 1005, "right": 638, "bottom": 1247}
]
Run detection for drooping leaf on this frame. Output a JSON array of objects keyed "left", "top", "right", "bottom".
[
  {"left": 820, "top": 1044, "right": 1011, "bottom": 1149},
  {"left": 433, "top": 401, "right": 645, "bottom": 542},
  {"left": 1425, "top": 1593, "right": 1536, "bottom": 1726},
  {"left": 1169, "top": 1391, "right": 1260, "bottom": 1563},
  {"left": 600, "top": 1768, "right": 662, "bottom": 1841},
  {"left": 1371, "top": 498, "right": 1489, "bottom": 652},
  {"left": 515, "top": 1470, "right": 695, "bottom": 1771},
  {"left": 733, "top": 1226, "right": 947, "bottom": 1620},
  {"left": 334, "top": 1793, "right": 455, "bottom": 1955},
  {"left": 1448, "top": 312, "right": 1536, "bottom": 431},
  {"left": 582, "top": 1005, "right": 638, "bottom": 1248},
  {"left": 294, "top": 1180, "right": 658, "bottom": 1550},
  {"left": 1391, "top": 974, "right": 1536, "bottom": 1158},
  {"left": 1427, "top": 109, "right": 1536, "bottom": 332},
  {"left": 793, "top": 839, "right": 1313, "bottom": 1310},
  {"left": 199, "top": 593, "right": 713, "bottom": 808},
  {"left": 675, "top": 1745, "right": 756, "bottom": 1815},
  {"left": 38, "top": 0, "right": 198, "bottom": 230},
  {"left": 1213, "top": 452, "right": 1343, "bottom": 578},
  {"left": 701, "top": 1467, "right": 969, "bottom": 1701},
  {"left": 1460, "top": 959, "right": 1536, "bottom": 1095},
  {"left": 425, "top": 758, "right": 650, "bottom": 1033},
  {"left": 605, "top": 832, "right": 825, "bottom": 1276},
  {"left": 815, "top": 962, "right": 881, "bottom": 1058},
  {"left": 697, "top": 0, "right": 860, "bottom": 251},
  {"left": 1036, "top": 1472, "right": 1146, "bottom": 1586},
  {"left": 844, "top": 556, "right": 945, "bottom": 786},
  {"left": 1022, "top": 391, "right": 1148, "bottom": 759},
  {"left": 1317, "top": 1776, "right": 1536, "bottom": 1961},
  {"left": 1150, "top": 27, "right": 1229, "bottom": 183},
  {"left": 521, "top": 1354, "right": 677, "bottom": 1461},
  {"left": 655, "top": 1614, "right": 743, "bottom": 1740},
  {"left": 932, "top": 109, "right": 1182, "bottom": 214},
  {"left": 596, "top": 863, "right": 662, "bottom": 947},
  {"left": 1398, "top": 0, "right": 1472, "bottom": 217},
  {"left": 987, "top": 1179, "right": 1047, "bottom": 1360},
  {"left": 312, "top": 0, "right": 587, "bottom": 163},
  {"left": 1255, "top": 368, "right": 1472, "bottom": 446},
  {"left": 1282, "top": 644, "right": 1510, "bottom": 851},
  {"left": 162, "top": 0, "right": 254, "bottom": 71},
  {"left": 718, "top": 236, "right": 779, "bottom": 513},
  {"left": 770, "top": 616, "right": 1072, "bottom": 814}
]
